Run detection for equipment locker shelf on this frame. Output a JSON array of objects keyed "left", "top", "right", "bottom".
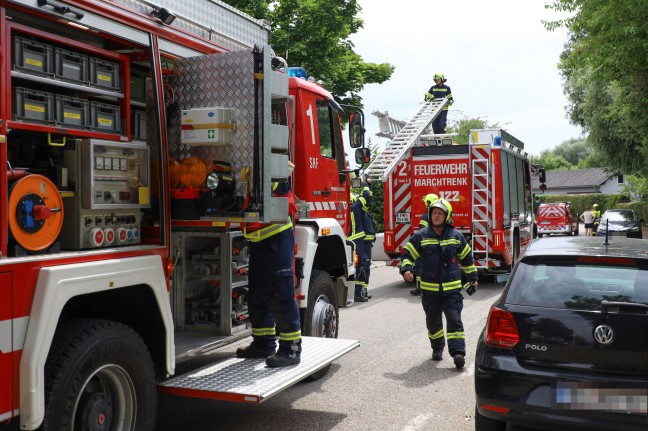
[{"left": 6, "top": 22, "right": 131, "bottom": 141}]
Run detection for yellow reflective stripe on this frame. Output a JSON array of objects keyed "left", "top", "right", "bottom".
[
  {"left": 365, "top": 235, "right": 376, "bottom": 241},
  {"left": 404, "top": 243, "right": 420, "bottom": 260},
  {"left": 421, "top": 239, "right": 440, "bottom": 246},
  {"left": 402, "top": 259, "right": 415, "bottom": 267},
  {"left": 464, "top": 265, "right": 477, "bottom": 274},
  {"left": 420, "top": 220, "right": 429, "bottom": 227},
  {"left": 447, "top": 331, "right": 465, "bottom": 340},
  {"left": 272, "top": 182, "right": 279, "bottom": 191},
  {"left": 428, "top": 329, "right": 444, "bottom": 340},
  {"left": 440, "top": 239, "right": 460, "bottom": 246},
  {"left": 252, "top": 327, "right": 276, "bottom": 336},
  {"left": 443, "top": 280, "right": 462, "bottom": 290},
  {"left": 420, "top": 281, "right": 440, "bottom": 291},
  {"left": 458, "top": 244, "right": 471, "bottom": 259},
  {"left": 348, "top": 231, "right": 365, "bottom": 240},
  {"left": 279, "top": 330, "right": 302, "bottom": 341},
  {"left": 244, "top": 219, "right": 292, "bottom": 242},
  {"left": 355, "top": 281, "right": 367, "bottom": 288}
]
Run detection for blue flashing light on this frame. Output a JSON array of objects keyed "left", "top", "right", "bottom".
[
  {"left": 493, "top": 136, "right": 503, "bottom": 147},
  {"left": 287, "top": 67, "right": 308, "bottom": 79}
]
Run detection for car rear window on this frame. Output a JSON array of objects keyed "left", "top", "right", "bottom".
[
  {"left": 537, "top": 205, "right": 566, "bottom": 219},
  {"left": 505, "top": 260, "right": 648, "bottom": 310}
]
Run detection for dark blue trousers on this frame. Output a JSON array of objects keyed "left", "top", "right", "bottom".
[
  {"left": 247, "top": 228, "right": 302, "bottom": 357},
  {"left": 421, "top": 290, "right": 465, "bottom": 355},
  {"left": 432, "top": 110, "right": 448, "bottom": 134},
  {"left": 354, "top": 239, "right": 370, "bottom": 296}
]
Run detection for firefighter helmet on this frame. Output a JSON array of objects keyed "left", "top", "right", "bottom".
[
  {"left": 423, "top": 193, "right": 439, "bottom": 207},
  {"left": 433, "top": 72, "right": 447, "bottom": 83},
  {"left": 592, "top": 203, "right": 598, "bottom": 208},
  {"left": 430, "top": 198, "right": 453, "bottom": 223}
]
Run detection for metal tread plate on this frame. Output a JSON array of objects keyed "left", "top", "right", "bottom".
[{"left": 158, "top": 337, "right": 359, "bottom": 404}]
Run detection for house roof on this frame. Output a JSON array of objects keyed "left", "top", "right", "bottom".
[{"left": 532, "top": 167, "right": 617, "bottom": 189}]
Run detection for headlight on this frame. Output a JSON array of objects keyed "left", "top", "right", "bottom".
[{"left": 630, "top": 226, "right": 640, "bottom": 232}]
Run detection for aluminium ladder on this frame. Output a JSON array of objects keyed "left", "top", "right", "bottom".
[
  {"left": 364, "top": 98, "right": 449, "bottom": 181},
  {"left": 471, "top": 154, "right": 491, "bottom": 263}
]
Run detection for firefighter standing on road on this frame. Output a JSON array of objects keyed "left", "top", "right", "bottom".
[
  {"left": 347, "top": 189, "right": 369, "bottom": 302},
  {"left": 361, "top": 179, "right": 377, "bottom": 300},
  {"left": 236, "top": 165, "right": 302, "bottom": 368},
  {"left": 424, "top": 72, "right": 453, "bottom": 134},
  {"left": 400, "top": 199, "right": 478, "bottom": 368},
  {"left": 410, "top": 193, "right": 439, "bottom": 296}
]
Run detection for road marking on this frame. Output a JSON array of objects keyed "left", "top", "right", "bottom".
[{"left": 402, "top": 413, "right": 434, "bottom": 431}]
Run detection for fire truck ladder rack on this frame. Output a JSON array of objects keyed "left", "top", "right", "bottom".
[
  {"left": 158, "top": 337, "right": 359, "bottom": 404},
  {"left": 471, "top": 156, "right": 491, "bottom": 262},
  {"left": 364, "top": 98, "right": 449, "bottom": 181}
]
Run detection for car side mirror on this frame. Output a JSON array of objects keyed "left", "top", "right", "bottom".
[
  {"left": 355, "top": 147, "right": 371, "bottom": 168},
  {"left": 348, "top": 111, "right": 365, "bottom": 149},
  {"left": 494, "top": 274, "right": 510, "bottom": 285}
]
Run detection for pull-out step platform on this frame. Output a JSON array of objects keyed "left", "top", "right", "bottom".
[{"left": 158, "top": 337, "right": 359, "bottom": 404}]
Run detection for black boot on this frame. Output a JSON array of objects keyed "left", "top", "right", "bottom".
[
  {"left": 354, "top": 295, "right": 368, "bottom": 303},
  {"left": 236, "top": 344, "right": 275, "bottom": 359},
  {"left": 362, "top": 288, "right": 372, "bottom": 299},
  {"left": 266, "top": 353, "right": 300, "bottom": 367},
  {"left": 432, "top": 350, "right": 443, "bottom": 361},
  {"left": 453, "top": 353, "right": 465, "bottom": 369}
]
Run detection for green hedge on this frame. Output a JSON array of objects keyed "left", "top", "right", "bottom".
[{"left": 533, "top": 193, "right": 648, "bottom": 218}]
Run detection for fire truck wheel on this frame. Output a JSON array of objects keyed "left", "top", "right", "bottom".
[
  {"left": 301, "top": 270, "right": 339, "bottom": 381},
  {"left": 43, "top": 319, "right": 157, "bottom": 431}
]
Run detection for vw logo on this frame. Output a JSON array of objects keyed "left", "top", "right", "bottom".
[{"left": 594, "top": 325, "right": 615, "bottom": 345}]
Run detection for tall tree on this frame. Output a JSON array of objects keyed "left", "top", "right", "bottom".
[
  {"left": 225, "top": 0, "right": 394, "bottom": 109},
  {"left": 545, "top": 0, "right": 648, "bottom": 176},
  {"left": 447, "top": 117, "right": 498, "bottom": 145}
]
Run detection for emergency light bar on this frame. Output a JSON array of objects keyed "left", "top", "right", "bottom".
[{"left": 287, "top": 67, "right": 308, "bottom": 79}]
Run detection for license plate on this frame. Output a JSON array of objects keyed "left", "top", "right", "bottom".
[
  {"left": 540, "top": 221, "right": 551, "bottom": 225},
  {"left": 395, "top": 213, "right": 411, "bottom": 224},
  {"left": 553, "top": 382, "right": 648, "bottom": 414}
]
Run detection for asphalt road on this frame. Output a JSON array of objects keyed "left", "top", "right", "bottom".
[{"left": 156, "top": 264, "right": 506, "bottom": 431}]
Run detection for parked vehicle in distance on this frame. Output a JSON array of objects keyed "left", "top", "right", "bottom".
[
  {"left": 536, "top": 202, "right": 579, "bottom": 237},
  {"left": 596, "top": 209, "right": 644, "bottom": 239},
  {"left": 474, "top": 236, "right": 648, "bottom": 431}
]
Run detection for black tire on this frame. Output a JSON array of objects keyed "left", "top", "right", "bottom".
[
  {"left": 43, "top": 319, "right": 157, "bottom": 431},
  {"left": 302, "top": 270, "right": 339, "bottom": 380},
  {"left": 474, "top": 407, "right": 506, "bottom": 431},
  {"left": 537, "top": 233, "right": 543, "bottom": 238}
]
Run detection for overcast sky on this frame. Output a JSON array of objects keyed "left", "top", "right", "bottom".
[{"left": 350, "top": 0, "right": 583, "bottom": 157}]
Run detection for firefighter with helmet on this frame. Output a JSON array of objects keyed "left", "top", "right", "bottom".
[
  {"left": 592, "top": 203, "right": 601, "bottom": 233},
  {"left": 400, "top": 198, "right": 479, "bottom": 368},
  {"left": 347, "top": 183, "right": 372, "bottom": 302},
  {"left": 236, "top": 169, "right": 302, "bottom": 367},
  {"left": 424, "top": 72, "right": 453, "bottom": 134},
  {"left": 410, "top": 193, "right": 439, "bottom": 296}
]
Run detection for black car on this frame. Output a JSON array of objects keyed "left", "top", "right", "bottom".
[
  {"left": 596, "top": 209, "right": 644, "bottom": 239},
  {"left": 474, "top": 236, "right": 648, "bottom": 431}
]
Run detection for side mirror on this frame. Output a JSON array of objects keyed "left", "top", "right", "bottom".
[
  {"left": 348, "top": 111, "right": 365, "bottom": 149},
  {"left": 539, "top": 168, "right": 546, "bottom": 184},
  {"left": 355, "top": 148, "right": 371, "bottom": 168},
  {"left": 494, "top": 274, "right": 510, "bottom": 286}
]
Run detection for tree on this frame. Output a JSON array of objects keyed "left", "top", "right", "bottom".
[
  {"left": 545, "top": 0, "right": 648, "bottom": 176},
  {"left": 531, "top": 151, "right": 572, "bottom": 171},
  {"left": 224, "top": 0, "right": 394, "bottom": 109}
]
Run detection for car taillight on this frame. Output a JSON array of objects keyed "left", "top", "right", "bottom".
[{"left": 485, "top": 307, "right": 519, "bottom": 348}]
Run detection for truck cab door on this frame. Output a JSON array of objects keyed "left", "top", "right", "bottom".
[{"left": 296, "top": 94, "right": 348, "bottom": 229}]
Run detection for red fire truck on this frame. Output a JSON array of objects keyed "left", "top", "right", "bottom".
[
  {"left": 371, "top": 125, "right": 544, "bottom": 273},
  {"left": 0, "top": 1, "right": 368, "bottom": 429}
]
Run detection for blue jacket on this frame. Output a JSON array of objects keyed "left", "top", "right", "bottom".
[
  {"left": 426, "top": 84, "right": 453, "bottom": 110},
  {"left": 401, "top": 224, "right": 477, "bottom": 293}
]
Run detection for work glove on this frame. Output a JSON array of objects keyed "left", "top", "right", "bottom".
[
  {"left": 463, "top": 281, "right": 478, "bottom": 296},
  {"left": 424, "top": 92, "right": 434, "bottom": 102}
]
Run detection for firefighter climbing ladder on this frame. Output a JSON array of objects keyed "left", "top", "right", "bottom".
[
  {"left": 471, "top": 146, "right": 491, "bottom": 265},
  {"left": 364, "top": 98, "right": 449, "bottom": 181}
]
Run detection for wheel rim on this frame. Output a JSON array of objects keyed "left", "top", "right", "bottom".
[
  {"left": 310, "top": 294, "right": 337, "bottom": 338},
  {"left": 72, "top": 364, "right": 136, "bottom": 431}
]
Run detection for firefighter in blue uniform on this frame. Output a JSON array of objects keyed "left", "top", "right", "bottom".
[
  {"left": 410, "top": 193, "right": 439, "bottom": 296},
  {"left": 424, "top": 72, "right": 453, "bottom": 134},
  {"left": 401, "top": 199, "right": 478, "bottom": 368},
  {"left": 236, "top": 178, "right": 302, "bottom": 367},
  {"left": 347, "top": 193, "right": 369, "bottom": 302},
  {"left": 360, "top": 181, "right": 376, "bottom": 300}
]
